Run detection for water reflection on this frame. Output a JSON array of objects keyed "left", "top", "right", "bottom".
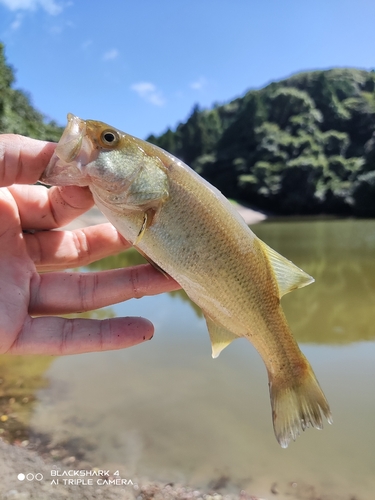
[
  {"left": 5, "top": 219, "right": 375, "bottom": 499},
  {"left": 86, "top": 246, "right": 147, "bottom": 269},
  {"left": 252, "top": 219, "right": 375, "bottom": 344},
  {"left": 0, "top": 355, "right": 53, "bottom": 443},
  {"left": 85, "top": 219, "right": 375, "bottom": 344},
  {"left": 85, "top": 248, "right": 204, "bottom": 317}
]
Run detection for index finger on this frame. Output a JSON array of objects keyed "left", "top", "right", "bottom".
[{"left": 0, "top": 134, "right": 56, "bottom": 187}]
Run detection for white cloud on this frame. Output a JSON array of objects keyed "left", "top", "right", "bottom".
[
  {"left": 10, "top": 12, "right": 23, "bottom": 29},
  {"left": 81, "top": 39, "right": 92, "bottom": 50},
  {"left": 190, "top": 77, "right": 207, "bottom": 90},
  {"left": 131, "top": 81, "right": 165, "bottom": 106},
  {"left": 0, "top": 0, "right": 63, "bottom": 15},
  {"left": 102, "top": 48, "right": 119, "bottom": 61},
  {"left": 48, "top": 23, "right": 63, "bottom": 34}
]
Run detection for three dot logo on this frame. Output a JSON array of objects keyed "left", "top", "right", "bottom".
[{"left": 18, "top": 473, "right": 43, "bottom": 481}]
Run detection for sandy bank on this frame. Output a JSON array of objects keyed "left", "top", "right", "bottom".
[
  {"left": 0, "top": 203, "right": 270, "bottom": 500},
  {"left": 0, "top": 439, "right": 262, "bottom": 500}
]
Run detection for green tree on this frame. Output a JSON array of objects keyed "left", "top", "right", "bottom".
[
  {"left": 352, "top": 171, "right": 375, "bottom": 216},
  {"left": 99, "top": 67, "right": 375, "bottom": 216},
  {"left": 267, "top": 87, "right": 316, "bottom": 128},
  {"left": 173, "top": 104, "right": 222, "bottom": 164},
  {"left": 0, "top": 42, "right": 62, "bottom": 141}
]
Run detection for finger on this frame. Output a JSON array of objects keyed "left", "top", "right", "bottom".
[
  {"left": 0, "top": 135, "right": 56, "bottom": 187},
  {"left": 0, "top": 188, "right": 30, "bottom": 259},
  {"left": 24, "top": 223, "right": 131, "bottom": 271},
  {"left": 8, "top": 184, "right": 94, "bottom": 230},
  {"left": 7, "top": 315, "right": 154, "bottom": 355},
  {"left": 29, "top": 264, "right": 181, "bottom": 315}
]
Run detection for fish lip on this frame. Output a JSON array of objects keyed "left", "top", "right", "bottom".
[
  {"left": 40, "top": 114, "right": 94, "bottom": 186},
  {"left": 56, "top": 113, "right": 87, "bottom": 163}
]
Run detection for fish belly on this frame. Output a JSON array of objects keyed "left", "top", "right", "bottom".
[{"left": 92, "top": 166, "right": 284, "bottom": 353}]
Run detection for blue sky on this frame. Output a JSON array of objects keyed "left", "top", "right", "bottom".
[{"left": 0, "top": 0, "right": 374, "bottom": 139}]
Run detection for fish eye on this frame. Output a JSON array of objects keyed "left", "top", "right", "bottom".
[{"left": 100, "top": 129, "right": 120, "bottom": 148}]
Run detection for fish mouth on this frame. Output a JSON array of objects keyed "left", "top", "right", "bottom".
[
  {"left": 40, "top": 113, "right": 96, "bottom": 186},
  {"left": 55, "top": 113, "right": 87, "bottom": 163}
]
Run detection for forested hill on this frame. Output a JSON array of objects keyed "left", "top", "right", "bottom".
[
  {"left": 1, "top": 40, "right": 374, "bottom": 216},
  {"left": 0, "top": 43, "right": 62, "bottom": 142},
  {"left": 148, "top": 69, "right": 375, "bottom": 217}
]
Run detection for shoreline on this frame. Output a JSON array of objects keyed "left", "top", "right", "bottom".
[
  {"left": 0, "top": 438, "right": 259, "bottom": 499},
  {"left": 0, "top": 435, "right": 352, "bottom": 499},
  {"left": 0, "top": 203, "right": 269, "bottom": 499},
  {"left": 0, "top": 209, "right": 360, "bottom": 499},
  {"left": 0, "top": 437, "right": 330, "bottom": 500}
]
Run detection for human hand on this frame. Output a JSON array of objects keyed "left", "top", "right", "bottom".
[{"left": 0, "top": 134, "right": 180, "bottom": 355}]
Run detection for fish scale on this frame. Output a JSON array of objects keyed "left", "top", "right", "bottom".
[{"left": 41, "top": 113, "right": 332, "bottom": 448}]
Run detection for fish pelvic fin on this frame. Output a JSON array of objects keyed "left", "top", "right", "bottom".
[
  {"left": 258, "top": 240, "right": 314, "bottom": 298},
  {"left": 204, "top": 314, "right": 239, "bottom": 358},
  {"left": 134, "top": 247, "right": 170, "bottom": 278},
  {"left": 268, "top": 363, "right": 332, "bottom": 448}
]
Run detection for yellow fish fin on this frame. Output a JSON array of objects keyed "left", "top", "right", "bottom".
[
  {"left": 134, "top": 208, "right": 156, "bottom": 245},
  {"left": 204, "top": 314, "right": 239, "bottom": 358},
  {"left": 258, "top": 240, "right": 314, "bottom": 298},
  {"left": 268, "top": 360, "right": 332, "bottom": 448}
]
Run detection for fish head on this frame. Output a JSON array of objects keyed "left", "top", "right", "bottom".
[{"left": 41, "top": 114, "right": 169, "bottom": 211}]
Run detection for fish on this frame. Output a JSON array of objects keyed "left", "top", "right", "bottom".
[{"left": 40, "top": 113, "right": 332, "bottom": 447}]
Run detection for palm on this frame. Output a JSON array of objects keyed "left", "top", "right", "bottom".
[
  {"left": 0, "top": 199, "right": 35, "bottom": 353},
  {"left": 0, "top": 136, "right": 180, "bottom": 355}
]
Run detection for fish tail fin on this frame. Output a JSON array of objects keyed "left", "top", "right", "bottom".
[{"left": 268, "top": 363, "right": 332, "bottom": 448}]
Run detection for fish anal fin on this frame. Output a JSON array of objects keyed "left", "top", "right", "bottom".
[
  {"left": 258, "top": 240, "right": 314, "bottom": 298},
  {"left": 204, "top": 314, "right": 239, "bottom": 358}
]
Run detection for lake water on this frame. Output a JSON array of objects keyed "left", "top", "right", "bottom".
[{"left": 5, "top": 219, "right": 375, "bottom": 499}]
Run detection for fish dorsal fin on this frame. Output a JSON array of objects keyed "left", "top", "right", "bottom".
[
  {"left": 204, "top": 314, "right": 239, "bottom": 358},
  {"left": 258, "top": 240, "right": 314, "bottom": 298}
]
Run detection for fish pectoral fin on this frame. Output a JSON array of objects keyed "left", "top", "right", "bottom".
[
  {"left": 204, "top": 314, "right": 239, "bottom": 359},
  {"left": 259, "top": 240, "right": 314, "bottom": 298},
  {"left": 134, "top": 208, "right": 156, "bottom": 245}
]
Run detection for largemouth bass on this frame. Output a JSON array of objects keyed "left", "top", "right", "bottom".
[{"left": 41, "top": 113, "right": 332, "bottom": 447}]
